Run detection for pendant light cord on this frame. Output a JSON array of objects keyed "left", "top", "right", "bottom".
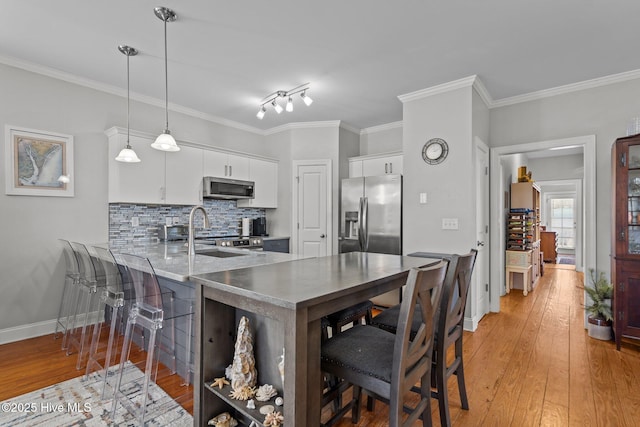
[
  {"left": 163, "top": 17, "right": 169, "bottom": 131},
  {"left": 126, "top": 52, "right": 131, "bottom": 147}
]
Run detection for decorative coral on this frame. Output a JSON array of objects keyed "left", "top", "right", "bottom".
[
  {"left": 255, "top": 384, "right": 278, "bottom": 401},
  {"left": 264, "top": 411, "right": 284, "bottom": 427},
  {"left": 230, "top": 316, "right": 258, "bottom": 392},
  {"left": 229, "top": 385, "right": 255, "bottom": 401}
]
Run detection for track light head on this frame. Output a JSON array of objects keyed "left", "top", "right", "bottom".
[
  {"left": 286, "top": 96, "right": 294, "bottom": 112},
  {"left": 272, "top": 99, "right": 283, "bottom": 114},
  {"left": 301, "top": 91, "right": 313, "bottom": 106},
  {"left": 257, "top": 105, "right": 266, "bottom": 120}
]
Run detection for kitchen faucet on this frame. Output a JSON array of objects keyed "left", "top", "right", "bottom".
[{"left": 188, "top": 205, "right": 210, "bottom": 257}]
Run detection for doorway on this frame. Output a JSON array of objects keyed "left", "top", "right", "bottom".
[{"left": 489, "top": 135, "right": 596, "bottom": 313}]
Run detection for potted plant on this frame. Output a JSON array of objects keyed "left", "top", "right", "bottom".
[{"left": 584, "top": 269, "right": 614, "bottom": 340}]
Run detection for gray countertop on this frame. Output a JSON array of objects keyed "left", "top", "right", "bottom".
[{"left": 105, "top": 241, "right": 304, "bottom": 282}]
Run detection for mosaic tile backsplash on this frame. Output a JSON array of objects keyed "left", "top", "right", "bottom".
[{"left": 109, "top": 201, "right": 265, "bottom": 245}]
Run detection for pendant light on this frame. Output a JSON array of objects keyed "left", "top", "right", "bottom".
[
  {"left": 151, "top": 6, "right": 180, "bottom": 152},
  {"left": 115, "top": 45, "right": 141, "bottom": 163}
]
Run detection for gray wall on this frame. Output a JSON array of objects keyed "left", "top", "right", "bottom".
[
  {"left": 0, "top": 63, "right": 265, "bottom": 337},
  {"left": 360, "top": 124, "right": 403, "bottom": 155},
  {"left": 490, "top": 77, "right": 640, "bottom": 275}
]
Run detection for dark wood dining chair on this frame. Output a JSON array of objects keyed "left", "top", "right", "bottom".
[
  {"left": 321, "top": 260, "right": 448, "bottom": 427},
  {"left": 370, "top": 249, "right": 478, "bottom": 427}
]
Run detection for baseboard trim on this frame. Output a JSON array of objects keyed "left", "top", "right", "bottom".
[
  {"left": 0, "top": 312, "right": 100, "bottom": 345},
  {"left": 464, "top": 315, "right": 479, "bottom": 332}
]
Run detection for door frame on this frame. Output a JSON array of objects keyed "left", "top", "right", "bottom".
[
  {"left": 471, "top": 136, "right": 490, "bottom": 330},
  {"left": 538, "top": 179, "right": 583, "bottom": 271},
  {"left": 291, "top": 159, "right": 333, "bottom": 255},
  {"left": 489, "top": 135, "right": 596, "bottom": 313}
]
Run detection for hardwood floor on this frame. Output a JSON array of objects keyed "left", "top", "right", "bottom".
[{"left": 1, "top": 264, "right": 638, "bottom": 426}]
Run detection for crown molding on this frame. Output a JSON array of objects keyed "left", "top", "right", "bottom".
[
  {"left": 263, "top": 120, "right": 343, "bottom": 136},
  {"left": 398, "top": 75, "right": 478, "bottom": 103},
  {"left": 472, "top": 77, "right": 493, "bottom": 108},
  {"left": 339, "top": 121, "right": 361, "bottom": 134},
  {"left": 490, "top": 68, "right": 640, "bottom": 108},
  {"left": 0, "top": 53, "right": 264, "bottom": 135},
  {"left": 360, "top": 121, "right": 403, "bottom": 136}
]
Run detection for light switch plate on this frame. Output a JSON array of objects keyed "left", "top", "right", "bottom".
[
  {"left": 131, "top": 217, "right": 140, "bottom": 227},
  {"left": 442, "top": 218, "right": 458, "bottom": 230},
  {"left": 165, "top": 217, "right": 173, "bottom": 226},
  {"left": 419, "top": 193, "right": 427, "bottom": 204}
]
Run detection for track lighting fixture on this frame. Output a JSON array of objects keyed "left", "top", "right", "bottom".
[
  {"left": 115, "top": 45, "right": 141, "bottom": 163},
  {"left": 256, "top": 83, "right": 312, "bottom": 120},
  {"left": 151, "top": 6, "right": 180, "bottom": 152}
]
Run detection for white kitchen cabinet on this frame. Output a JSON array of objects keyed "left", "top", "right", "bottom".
[
  {"left": 349, "top": 152, "right": 403, "bottom": 178},
  {"left": 203, "top": 150, "right": 250, "bottom": 180},
  {"left": 237, "top": 158, "right": 278, "bottom": 208},
  {"left": 165, "top": 145, "right": 203, "bottom": 205},
  {"left": 108, "top": 130, "right": 166, "bottom": 204}
]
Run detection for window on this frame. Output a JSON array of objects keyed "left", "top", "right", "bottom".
[{"left": 549, "top": 198, "right": 575, "bottom": 249}]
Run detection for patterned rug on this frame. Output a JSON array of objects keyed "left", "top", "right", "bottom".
[
  {"left": 0, "top": 363, "right": 192, "bottom": 426},
  {"left": 557, "top": 255, "right": 576, "bottom": 265}
]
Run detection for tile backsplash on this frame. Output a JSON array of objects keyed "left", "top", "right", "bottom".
[{"left": 109, "top": 201, "right": 265, "bottom": 245}]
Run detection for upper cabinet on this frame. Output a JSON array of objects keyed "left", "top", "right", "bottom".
[
  {"left": 203, "top": 151, "right": 250, "bottom": 181},
  {"left": 108, "top": 131, "right": 166, "bottom": 204},
  {"left": 165, "top": 145, "right": 203, "bottom": 205},
  {"left": 349, "top": 152, "right": 403, "bottom": 177},
  {"left": 107, "top": 127, "right": 277, "bottom": 207},
  {"left": 237, "top": 158, "right": 278, "bottom": 208}
]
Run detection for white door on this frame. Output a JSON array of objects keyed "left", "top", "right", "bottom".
[
  {"left": 294, "top": 161, "right": 331, "bottom": 257},
  {"left": 475, "top": 139, "right": 490, "bottom": 322}
]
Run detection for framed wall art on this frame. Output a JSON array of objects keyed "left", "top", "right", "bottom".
[{"left": 4, "top": 125, "right": 74, "bottom": 197}]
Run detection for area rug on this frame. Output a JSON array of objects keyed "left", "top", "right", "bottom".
[
  {"left": 557, "top": 255, "right": 576, "bottom": 265},
  {"left": 0, "top": 362, "right": 192, "bottom": 426}
]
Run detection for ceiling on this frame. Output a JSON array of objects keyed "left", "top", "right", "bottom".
[{"left": 3, "top": 1, "right": 640, "bottom": 133}]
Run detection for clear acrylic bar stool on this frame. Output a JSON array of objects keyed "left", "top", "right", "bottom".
[
  {"left": 84, "top": 246, "right": 127, "bottom": 398},
  {"left": 54, "top": 239, "right": 81, "bottom": 350},
  {"left": 65, "top": 242, "right": 105, "bottom": 370},
  {"left": 110, "top": 253, "right": 194, "bottom": 425}
]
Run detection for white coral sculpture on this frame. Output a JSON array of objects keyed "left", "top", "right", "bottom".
[{"left": 255, "top": 384, "right": 278, "bottom": 402}]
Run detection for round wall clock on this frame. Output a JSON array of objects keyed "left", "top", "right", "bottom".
[{"left": 422, "top": 138, "right": 449, "bottom": 165}]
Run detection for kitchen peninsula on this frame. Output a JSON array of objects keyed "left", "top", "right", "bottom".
[
  {"left": 105, "top": 240, "right": 304, "bottom": 381},
  {"left": 191, "top": 252, "right": 438, "bottom": 426}
]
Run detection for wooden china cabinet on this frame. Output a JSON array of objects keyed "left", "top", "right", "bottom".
[{"left": 611, "top": 134, "right": 640, "bottom": 350}]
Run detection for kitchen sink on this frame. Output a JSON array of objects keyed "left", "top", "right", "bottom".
[{"left": 195, "top": 248, "right": 248, "bottom": 258}]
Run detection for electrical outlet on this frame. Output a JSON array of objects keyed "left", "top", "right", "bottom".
[
  {"left": 442, "top": 218, "right": 458, "bottom": 230},
  {"left": 173, "top": 217, "right": 181, "bottom": 224},
  {"left": 131, "top": 217, "right": 140, "bottom": 227},
  {"left": 419, "top": 193, "right": 427, "bottom": 204}
]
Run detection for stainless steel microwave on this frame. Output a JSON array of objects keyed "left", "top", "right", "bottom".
[{"left": 202, "top": 176, "right": 255, "bottom": 200}]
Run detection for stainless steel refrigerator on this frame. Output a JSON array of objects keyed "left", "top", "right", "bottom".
[{"left": 339, "top": 174, "right": 402, "bottom": 306}]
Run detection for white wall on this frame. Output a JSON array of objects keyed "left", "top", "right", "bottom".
[
  {"left": 490, "top": 77, "right": 640, "bottom": 275},
  {"left": 360, "top": 123, "right": 403, "bottom": 155},
  {"left": 528, "top": 153, "right": 584, "bottom": 181},
  {"left": 0, "top": 63, "right": 265, "bottom": 338},
  {"left": 402, "top": 86, "right": 476, "bottom": 256}
]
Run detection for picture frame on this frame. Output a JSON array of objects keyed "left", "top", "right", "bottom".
[{"left": 4, "top": 125, "right": 74, "bottom": 197}]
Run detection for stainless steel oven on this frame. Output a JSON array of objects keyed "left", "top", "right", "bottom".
[{"left": 195, "top": 236, "right": 263, "bottom": 250}]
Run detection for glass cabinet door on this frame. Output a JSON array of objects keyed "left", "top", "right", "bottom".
[{"left": 627, "top": 145, "right": 640, "bottom": 254}]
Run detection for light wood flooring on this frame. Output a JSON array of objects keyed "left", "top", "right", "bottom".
[{"left": 1, "top": 264, "right": 639, "bottom": 426}]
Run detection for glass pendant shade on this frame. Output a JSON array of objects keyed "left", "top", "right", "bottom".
[
  {"left": 116, "top": 146, "right": 141, "bottom": 162},
  {"left": 151, "top": 131, "right": 180, "bottom": 152},
  {"left": 301, "top": 91, "right": 313, "bottom": 106},
  {"left": 286, "top": 96, "right": 293, "bottom": 112}
]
